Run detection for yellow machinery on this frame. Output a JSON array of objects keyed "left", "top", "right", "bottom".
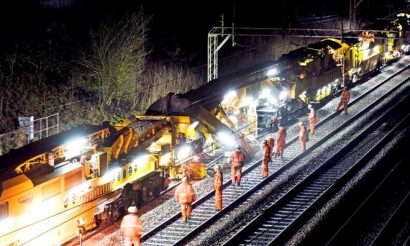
[{"left": 0, "top": 116, "right": 206, "bottom": 246}]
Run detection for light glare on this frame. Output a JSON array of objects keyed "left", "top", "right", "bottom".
[
  {"left": 216, "top": 131, "right": 236, "bottom": 147},
  {"left": 177, "top": 145, "right": 192, "bottom": 160},
  {"left": 266, "top": 68, "right": 278, "bottom": 76},
  {"left": 224, "top": 90, "right": 236, "bottom": 101},
  {"left": 279, "top": 90, "right": 288, "bottom": 100}
]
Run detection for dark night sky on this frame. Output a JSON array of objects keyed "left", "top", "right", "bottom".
[
  {"left": 141, "top": 0, "right": 348, "bottom": 60},
  {"left": 141, "top": 0, "right": 407, "bottom": 57},
  {"left": 0, "top": 0, "right": 407, "bottom": 62}
]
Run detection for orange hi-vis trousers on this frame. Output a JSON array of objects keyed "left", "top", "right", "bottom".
[
  {"left": 336, "top": 100, "right": 349, "bottom": 114},
  {"left": 299, "top": 138, "right": 306, "bottom": 152},
  {"left": 231, "top": 166, "right": 242, "bottom": 185},
  {"left": 309, "top": 117, "right": 317, "bottom": 135},
  {"left": 124, "top": 237, "right": 141, "bottom": 246},
  {"left": 262, "top": 158, "right": 269, "bottom": 177},
  {"left": 215, "top": 188, "right": 222, "bottom": 210},
  {"left": 181, "top": 204, "right": 192, "bottom": 221}
]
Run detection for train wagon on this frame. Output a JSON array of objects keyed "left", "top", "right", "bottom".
[{"left": 0, "top": 116, "right": 210, "bottom": 246}]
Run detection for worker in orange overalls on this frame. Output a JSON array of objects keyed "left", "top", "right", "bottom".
[
  {"left": 213, "top": 165, "right": 223, "bottom": 211},
  {"left": 335, "top": 87, "right": 351, "bottom": 115},
  {"left": 163, "top": 172, "right": 171, "bottom": 190},
  {"left": 182, "top": 163, "right": 192, "bottom": 181},
  {"left": 120, "top": 206, "right": 142, "bottom": 246},
  {"left": 275, "top": 125, "right": 286, "bottom": 158},
  {"left": 262, "top": 140, "right": 271, "bottom": 177},
  {"left": 175, "top": 176, "right": 197, "bottom": 222},
  {"left": 230, "top": 146, "right": 245, "bottom": 185},
  {"left": 298, "top": 122, "right": 308, "bottom": 152},
  {"left": 308, "top": 104, "right": 318, "bottom": 135},
  {"left": 266, "top": 137, "right": 275, "bottom": 155}
]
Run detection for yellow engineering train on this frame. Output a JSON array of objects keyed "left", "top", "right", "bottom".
[{"left": 0, "top": 115, "right": 219, "bottom": 246}]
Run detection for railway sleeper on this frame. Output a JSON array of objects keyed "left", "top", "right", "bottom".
[
  {"left": 292, "top": 197, "right": 312, "bottom": 203},
  {"left": 165, "top": 226, "right": 191, "bottom": 232},
  {"left": 145, "top": 238, "right": 177, "bottom": 245},
  {"left": 307, "top": 182, "right": 328, "bottom": 189},
  {"left": 299, "top": 189, "right": 321, "bottom": 195},
  {"left": 312, "top": 179, "right": 333, "bottom": 186},
  {"left": 286, "top": 201, "right": 306, "bottom": 207},
  {"left": 161, "top": 232, "right": 187, "bottom": 238},
  {"left": 248, "top": 235, "right": 274, "bottom": 242},
  {"left": 255, "top": 228, "right": 282, "bottom": 234}
]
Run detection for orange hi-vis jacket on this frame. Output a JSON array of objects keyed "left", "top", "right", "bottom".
[
  {"left": 262, "top": 143, "right": 272, "bottom": 159},
  {"left": 214, "top": 171, "right": 223, "bottom": 210},
  {"left": 175, "top": 181, "right": 196, "bottom": 206},
  {"left": 266, "top": 137, "right": 274, "bottom": 150},
  {"left": 277, "top": 128, "right": 286, "bottom": 145},
  {"left": 120, "top": 214, "right": 142, "bottom": 238},
  {"left": 214, "top": 171, "right": 223, "bottom": 190},
  {"left": 230, "top": 150, "right": 245, "bottom": 168},
  {"left": 309, "top": 108, "right": 317, "bottom": 122},
  {"left": 341, "top": 90, "right": 350, "bottom": 102},
  {"left": 183, "top": 163, "right": 192, "bottom": 180}
]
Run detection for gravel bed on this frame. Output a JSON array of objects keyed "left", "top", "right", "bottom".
[
  {"left": 189, "top": 59, "right": 410, "bottom": 245},
  {"left": 77, "top": 148, "right": 263, "bottom": 245},
  {"left": 285, "top": 129, "right": 410, "bottom": 246},
  {"left": 78, "top": 176, "right": 216, "bottom": 245}
]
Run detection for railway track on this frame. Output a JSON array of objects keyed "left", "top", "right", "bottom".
[
  {"left": 321, "top": 156, "right": 410, "bottom": 246},
  {"left": 223, "top": 86, "right": 410, "bottom": 245},
  {"left": 140, "top": 57, "right": 410, "bottom": 245},
  {"left": 369, "top": 190, "right": 410, "bottom": 246}
]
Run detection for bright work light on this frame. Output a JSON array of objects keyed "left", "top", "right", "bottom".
[
  {"left": 279, "top": 90, "right": 288, "bottom": 100},
  {"left": 216, "top": 131, "right": 236, "bottom": 147},
  {"left": 266, "top": 68, "right": 278, "bottom": 76},
  {"left": 132, "top": 154, "right": 149, "bottom": 168},
  {"left": 177, "top": 145, "right": 192, "bottom": 160}
]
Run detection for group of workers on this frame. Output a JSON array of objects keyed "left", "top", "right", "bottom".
[
  {"left": 261, "top": 87, "right": 351, "bottom": 179},
  {"left": 119, "top": 87, "right": 352, "bottom": 245}
]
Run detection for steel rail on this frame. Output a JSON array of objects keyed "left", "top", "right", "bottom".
[
  {"left": 324, "top": 156, "right": 410, "bottom": 246},
  {"left": 369, "top": 189, "right": 410, "bottom": 246}
]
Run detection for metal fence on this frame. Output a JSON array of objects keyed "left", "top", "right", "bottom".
[
  {"left": 32, "top": 113, "right": 60, "bottom": 141},
  {"left": 0, "top": 113, "right": 59, "bottom": 156}
]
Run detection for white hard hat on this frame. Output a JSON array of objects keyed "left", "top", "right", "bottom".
[
  {"left": 308, "top": 104, "right": 313, "bottom": 109},
  {"left": 128, "top": 206, "right": 138, "bottom": 213},
  {"left": 299, "top": 122, "right": 303, "bottom": 126},
  {"left": 181, "top": 176, "right": 187, "bottom": 182},
  {"left": 214, "top": 165, "right": 220, "bottom": 172}
]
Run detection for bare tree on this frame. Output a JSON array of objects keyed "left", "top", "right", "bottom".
[{"left": 78, "top": 13, "right": 148, "bottom": 106}]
